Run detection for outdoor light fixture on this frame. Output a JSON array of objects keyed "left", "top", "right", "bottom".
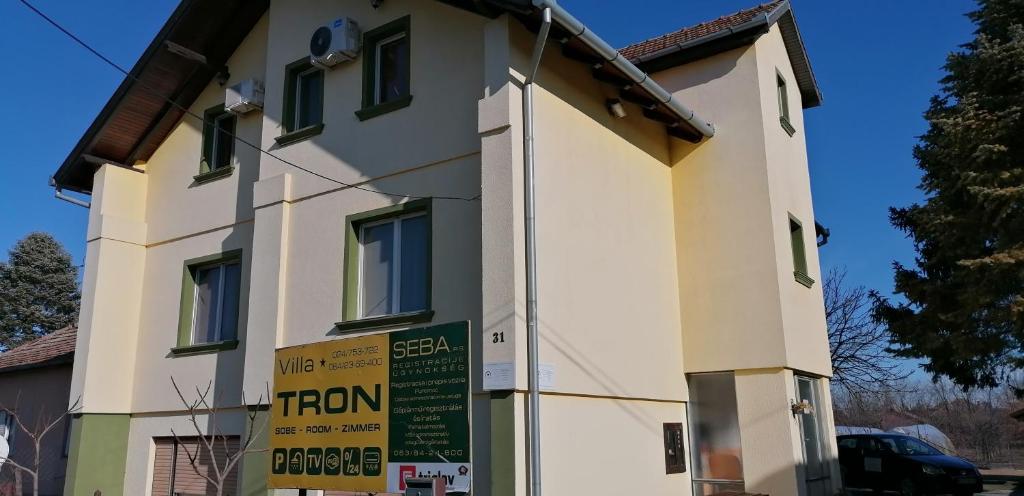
[
  {"left": 791, "top": 399, "right": 813, "bottom": 415},
  {"left": 165, "top": 41, "right": 207, "bottom": 64},
  {"left": 371, "top": 0, "right": 384, "bottom": 8},
  {"left": 606, "top": 98, "right": 627, "bottom": 119},
  {"left": 216, "top": 67, "right": 231, "bottom": 87}
]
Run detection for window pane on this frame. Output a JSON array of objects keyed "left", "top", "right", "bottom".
[
  {"left": 361, "top": 222, "right": 395, "bottom": 317},
  {"left": 377, "top": 34, "right": 409, "bottom": 104},
  {"left": 194, "top": 266, "right": 222, "bottom": 344},
  {"left": 219, "top": 263, "right": 241, "bottom": 341},
  {"left": 399, "top": 215, "right": 428, "bottom": 313},
  {"left": 213, "top": 114, "right": 235, "bottom": 170},
  {"left": 790, "top": 219, "right": 807, "bottom": 273},
  {"left": 298, "top": 70, "right": 323, "bottom": 129},
  {"left": 689, "top": 373, "right": 744, "bottom": 484}
]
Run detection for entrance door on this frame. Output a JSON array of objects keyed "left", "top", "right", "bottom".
[{"left": 795, "top": 376, "right": 832, "bottom": 496}]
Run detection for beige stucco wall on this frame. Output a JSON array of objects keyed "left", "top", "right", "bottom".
[
  {"left": 72, "top": 164, "right": 148, "bottom": 414},
  {"left": 126, "top": 13, "right": 268, "bottom": 414},
  {"left": 754, "top": 25, "right": 832, "bottom": 376},
  {"left": 657, "top": 27, "right": 831, "bottom": 377}
]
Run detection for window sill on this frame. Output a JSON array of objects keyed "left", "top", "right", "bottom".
[
  {"left": 193, "top": 165, "right": 235, "bottom": 184},
  {"left": 780, "top": 116, "right": 796, "bottom": 136},
  {"left": 355, "top": 95, "right": 413, "bottom": 122},
  {"left": 170, "top": 340, "right": 239, "bottom": 357},
  {"left": 333, "top": 310, "right": 434, "bottom": 334},
  {"left": 794, "top": 271, "right": 816, "bottom": 288},
  {"left": 275, "top": 123, "right": 325, "bottom": 147}
]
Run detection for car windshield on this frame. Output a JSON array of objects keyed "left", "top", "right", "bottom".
[{"left": 880, "top": 436, "right": 943, "bottom": 456}]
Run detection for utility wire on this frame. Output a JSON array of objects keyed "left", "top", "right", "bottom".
[{"left": 19, "top": 0, "right": 480, "bottom": 202}]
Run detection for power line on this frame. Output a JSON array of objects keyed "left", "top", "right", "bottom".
[{"left": 19, "top": 0, "right": 480, "bottom": 203}]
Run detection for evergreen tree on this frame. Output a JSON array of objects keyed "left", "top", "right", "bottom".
[
  {"left": 0, "top": 233, "right": 80, "bottom": 350},
  {"left": 874, "top": 0, "right": 1024, "bottom": 391}
]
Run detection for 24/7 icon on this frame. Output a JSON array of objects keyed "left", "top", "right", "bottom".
[{"left": 342, "top": 447, "right": 361, "bottom": 476}]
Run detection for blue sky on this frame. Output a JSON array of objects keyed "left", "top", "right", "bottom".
[{"left": 0, "top": 0, "right": 976, "bottom": 298}]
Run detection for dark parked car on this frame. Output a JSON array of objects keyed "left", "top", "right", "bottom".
[{"left": 837, "top": 434, "right": 983, "bottom": 496}]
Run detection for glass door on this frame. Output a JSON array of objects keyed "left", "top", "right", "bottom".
[{"left": 795, "top": 376, "right": 832, "bottom": 496}]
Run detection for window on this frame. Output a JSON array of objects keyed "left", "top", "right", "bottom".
[
  {"left": 175, "top": 251, "right": 243, "bottom": 353},
  {"left": 789, "top": 215, "right": 815, "bottom": 287},
  {"left": 357, "top": 16, "right": 412, "bottom": 121},
  {"left": 340, "top": 200, "right": 432, "bottom": 330},
  {"left": 198, "top": 105, "right": 236, "bottom": 178},
  {"left": 777, "top": 71, "right": 796, "bottom": 136},
  {"left": 359, "top": 213, "right": 428, "bottom": 317},
  {"left": 688, "top": 373, "right": 744, "bottom": 496},
  {"left": 278, "top": 58, "right": 324, "bottom": 145}
]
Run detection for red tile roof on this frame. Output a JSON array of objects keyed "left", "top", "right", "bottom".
[
  {"left": 619, "top": 0, "right": 786, "bottom": 61},
  {"left": 0, "top": 327, "right": 76, "bottom": 373}
]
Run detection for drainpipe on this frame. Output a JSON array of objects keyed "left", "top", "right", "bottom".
[{"left": 523, "top": 7, "right": 551, "bottom": 496}]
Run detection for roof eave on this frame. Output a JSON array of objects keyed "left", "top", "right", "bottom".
[{"left": 0, "top": 352, "right": 74, "bottom": 375}]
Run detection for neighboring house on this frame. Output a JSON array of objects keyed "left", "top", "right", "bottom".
[
  {"left": 52, "top": 0, "right": 838, "bottom": 495},
  {"left": 0, "top": 327, "right": 76, "bottom": 496}
]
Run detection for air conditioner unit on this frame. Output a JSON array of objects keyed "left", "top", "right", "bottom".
[
  {"left": 310, "top": 17, "right": 361, "bottom": 68},
  {"left": 225, "top": 78, "right": 265, "bottom": 114}
]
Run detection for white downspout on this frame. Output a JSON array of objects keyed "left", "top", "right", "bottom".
[{"left": 523, "top": 7, "right": 551, "bottom": 496}]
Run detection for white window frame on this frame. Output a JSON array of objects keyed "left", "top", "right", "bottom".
[
  {"left": 356, "top": 211, "right": 426, "bottom": 318},
  {"left": 190, "top": 262, "right": 239, "bottom": 344},
  {"left": 0, "top": 410, "right": 14, "bottom": 449},
  {"left": 374, "top": 32, "right": 408, "bottom": 105},
  {"left": 294, "top": 66, "right": 321, "bottom": 130}
]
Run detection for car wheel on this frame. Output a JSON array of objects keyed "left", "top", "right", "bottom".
[{"left": 898, "top": 477, "right": 919, "bottom": 496}]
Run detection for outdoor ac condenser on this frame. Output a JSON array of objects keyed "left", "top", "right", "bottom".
[
  {"left": 226, "top": 78, "right": 265, "bottom": 114},
  {"left": 310, "top": 17, "right": 361, "bottom": 68}
]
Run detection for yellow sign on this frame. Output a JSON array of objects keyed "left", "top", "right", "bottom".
[{"left": 268, "top": 322, "right": 471, "bottom": 492}]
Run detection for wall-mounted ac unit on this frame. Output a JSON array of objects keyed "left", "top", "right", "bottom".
[
  {"left": 310, "top": 17, "right": 361, "bottom": 68},
  {"left": 226, "top": 78, "right": 265, "bottom": 114}
]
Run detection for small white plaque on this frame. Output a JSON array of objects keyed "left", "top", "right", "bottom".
[
  {"left": 483, "top": 362, "right": 515, "bottom": 390},
  {"left": 539, "top": 363, "right": 555, "bottom": 391}
]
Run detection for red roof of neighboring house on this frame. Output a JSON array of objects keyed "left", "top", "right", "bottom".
[
  {"left": 0, "top": 327, "right": 76, "bottom": 374},
  {"left": 620, "top": 1, "right": 785, "bottom": 61}
]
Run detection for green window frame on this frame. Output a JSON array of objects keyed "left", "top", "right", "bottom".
[
  {"left": 356, "top": 15, "right": 413, "bottom": 121},
  {"left": 173, "top": 250, "right": 243, "bottom": 355},
  {"left": 196, "top": 104, "right": 237, "bottom": 183},
  {"left": 789, "top": 215, "right": 815, "bottom": 288},
  {"left": 338, "top": 199, "right": 433, "bottom": 332},
  {"left": 777, "top": 71, "right": 796, "bottom": 136},
  {"left": 276, "top": 57, "right": 325, "bottom": 147}
]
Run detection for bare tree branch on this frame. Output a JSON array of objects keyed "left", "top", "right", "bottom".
[
  {"left": 825, "top": 267, "right": 911, "bottom": 396},
  {"left": 0, "top": 396, "right": 82, "bottom": 496},
  {"left": 169, "top": 377, "right": 271, "bottom": 496}
]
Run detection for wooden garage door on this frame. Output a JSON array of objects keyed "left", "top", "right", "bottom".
[{"left": 151, "top": 436, "right": 240, "bottom": 496}]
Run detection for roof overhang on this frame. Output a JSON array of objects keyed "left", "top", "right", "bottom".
[
  {"left": 52, "top": 0, "right": 269, "bottom": 194},
  {"left": 54, "top": 0, "right": 712, "bottom": 194},
  {"left": 628, "top": 0, "right": 822, "bottom": 109}
]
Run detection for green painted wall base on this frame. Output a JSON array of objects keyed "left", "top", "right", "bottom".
[
  {"left": 239, "top": 408, "right": 272, "bottom": 496},
  {"left": 64, "top": 413, "right": 130, "bottom": 496},
  {"left": 490, "top": 391, "right": 516, "bottom": 496}
]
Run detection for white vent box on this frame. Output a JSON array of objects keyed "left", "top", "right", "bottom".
[
  {"left": 310, "top": 17, "right": 361, "bottom": 68},
  {"left": 226, "top": 78, "right": 265, "bottom": 114}
]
